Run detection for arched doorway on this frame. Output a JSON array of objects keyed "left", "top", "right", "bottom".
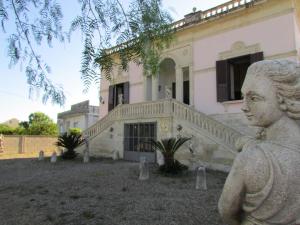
[{"left": 158, "top": 58, "right": 176, "bottom": 99}]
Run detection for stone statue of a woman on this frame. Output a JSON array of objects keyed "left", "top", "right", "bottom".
[{"left": 218, "top": 60, "right": 300, "bottom": 225}]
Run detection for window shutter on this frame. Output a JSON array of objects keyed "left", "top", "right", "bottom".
[
  {"left": 250, "top": 52, "right": 264, "bottom": 64},
  {"left": 108, "top": 85, "right": 114, "bottom": 111},
  {"left": 216, "top": 60, "right": 230, "bottom": 102},
  {"left": 172, "top": 82, "right": 176, "bottom": 99},
  {"left": 123, "top": 82, "right": 130, "bottom": 104}
]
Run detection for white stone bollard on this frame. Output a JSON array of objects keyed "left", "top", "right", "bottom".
[
  {"left": 139, "top": 156, "right": 149, "bottom": 181},
  {"left": 38, "top": 150, "right": 44, "bottom": 161},
  {"left": 112, "top": 150, "right": 119, "bottom": 160},
  {"left": 50, "top": 152, "right": 57, "bottom": 163},
  {"left": 195, "top": 166, "right": 207, "bottom": 190},
  {"left": 83, "top": 149, "right": 89, "bottom": 163},
  {"left": 156, "top": 150, "right": 164, "bottom": 166}
]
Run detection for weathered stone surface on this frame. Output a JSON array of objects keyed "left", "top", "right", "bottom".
[
  {"left": 38, "top": 150, "right": 44, "bottom": 161},
  {"left": 139, "top": 156, "right": 149, "bottom": 181},
  {"left": 50, "top": 151, "right": 57, "bottom": 163},
  {"left": 218, "top": 60, "right": 300, "bottom": 224}
]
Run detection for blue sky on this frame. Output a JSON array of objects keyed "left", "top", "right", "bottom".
[{"left": 0, "top": 0, "right": 228, "bottom": 123}]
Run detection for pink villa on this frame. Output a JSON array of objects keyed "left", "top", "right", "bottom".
[{"left": 81, "top": 0, "right": 300, "bottom": 171}]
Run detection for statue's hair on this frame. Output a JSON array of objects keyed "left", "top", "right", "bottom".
[{"left": 247, "top": 60, "right": 300, "bottom": 119}]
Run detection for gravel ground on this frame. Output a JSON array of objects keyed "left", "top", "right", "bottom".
[{"left": 0, "top": 158, "right": 227, "bottom": 225}]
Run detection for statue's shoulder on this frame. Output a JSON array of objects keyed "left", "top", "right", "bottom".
[{"left": 235, "top": 140, "right": 269, "bottom": 170}]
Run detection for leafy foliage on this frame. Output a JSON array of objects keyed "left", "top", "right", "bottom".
[
  {"left": 0, "top": 112, "right": 57, "bottom": 135},
  {"left": 2, "top": 0, "right": 174, "bottom": 104},
  {"left": 0, "top": 124, "right": 16, "bottom": 135},
  {"left": 151, "top": 137, "right": 191, "bottom": 174},
  {"left": 1, "top": 0, "right": 65, "bottom": 105},
  {"left": 56, "top": 132, "right": 84, "bottom": 159},
  {"left": 68, "top": 127, "right": 82, "bottom": 136},
  {"left": 26, "top": 112, "right": 58, "bottom": 135},
  {"left": 94, "top": 0, "right": 174, "bottom": 81}
]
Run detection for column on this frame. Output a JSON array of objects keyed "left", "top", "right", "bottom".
[
  {"left": 176, "top": 66, "right": 183, "bottom": 102},
  {"left": 189, "top": 65, "right": 194, "bottom": 107},
  {"left": 143, "top": 76, "right": 148, "bottom": 101},
  {"left": 152, "top": 75, "right": 158, "bottom": 101}
]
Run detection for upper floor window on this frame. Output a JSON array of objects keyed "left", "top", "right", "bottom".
[
  {"left": 108, "top": 82, "right": 130, "bottom": 111},
  {"left": 216, "top": 52, "right": 263, "bottom": 102}
]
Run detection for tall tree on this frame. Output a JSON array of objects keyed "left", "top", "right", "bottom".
[
  {"left": 1, "top": 0, "right": 174, "bottom": 104},
  {"left": 27, "top": 112, "right": 58, "bottom": 135}
]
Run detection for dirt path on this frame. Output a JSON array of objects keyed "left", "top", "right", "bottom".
[{"left": 0, "top": 158, "right": 226, "bottom": 225}]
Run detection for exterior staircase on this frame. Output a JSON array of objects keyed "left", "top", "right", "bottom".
[
  {"left": 79, "top": 99, "right": 244, "bottom": 170},
  {"left": 85, "top": 99, "right": 242, "bottom": 149}
]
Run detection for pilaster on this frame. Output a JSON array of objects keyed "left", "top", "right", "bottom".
[{"left": 176, "top": 67, "right": 183, "bottom": 102}]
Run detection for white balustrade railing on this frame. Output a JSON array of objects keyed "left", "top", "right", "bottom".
[
  {"left": 171, "top": 100, "right": 242, "bottom": 150},
  {"left": 83, "top": 99, "right": 242, "bottom": 151},
  {"left": 171, "top": 0, "right": 263, "bottom": 29}
]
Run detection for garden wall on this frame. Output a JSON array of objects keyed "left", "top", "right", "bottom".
[{"left": 0, "top": 135, "right": 58, "bottom": 159}]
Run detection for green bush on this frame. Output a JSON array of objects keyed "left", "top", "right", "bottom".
[
  {"left": 150, "top": 137, "right": 191, "bottom": 175},
  {"left": 56, "top": 132, "right": 84, "bottom": 160},
  {"left": 0, "top": 124, "right": 15, "bottom": 135},
  {"left": 68, "top": 128, "right": 82, "bottom": 136}
]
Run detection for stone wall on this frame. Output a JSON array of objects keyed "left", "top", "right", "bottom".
[{"left": 0, "top": 135, "right": 58, "bottom": 159}]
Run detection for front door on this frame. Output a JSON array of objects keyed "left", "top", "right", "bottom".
[{"left": 124, "top": 122, "right": 157, "bottom": 162}]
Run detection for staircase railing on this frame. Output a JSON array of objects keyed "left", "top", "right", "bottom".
[
  {"left": 84, "top": 99, "right": 242, "bottom": 151},
  {"left": 170, "top": 100, "right": 242, "bottom": 150}
]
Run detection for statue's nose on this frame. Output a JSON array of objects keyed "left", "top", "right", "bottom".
[{"left": 241, "top": 101, "right": 249, "bottom": 112}]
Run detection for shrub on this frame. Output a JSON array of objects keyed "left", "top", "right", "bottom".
[
  {"left": 68, "top": 128, "right": 82, "bottom": 136},
  {"left": 150, "top": 137, "right": 191, "bottom": 174},
  {"left": 56, "top": 132, "right": 84, "bottom": 160}
]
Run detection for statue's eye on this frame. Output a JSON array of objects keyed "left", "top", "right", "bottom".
[{"left": 250, "top": 95, "right": 261, "bottom": 101}]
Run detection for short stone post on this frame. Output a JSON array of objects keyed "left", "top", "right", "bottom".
[
  {"left": 112, "top": 150, "right": 119, "bottom": 160},
  {"left": 156, "top": 151, "right": 164, "bottom": 166},
  {"left": 83, "top": 135, "right": 90, "bottom": 163},
  {"left": 139, "top": 156, "right": 149, "bottom": 181},
  {"left": 50, "top": 151, "right": 57, "bottom": 163},
  {"left": 38, "top": 150, "right": 44, "bottom": 161},
  {"left": 195, "top": 166, "right": 207, "bottom": 190},
  {"left": 83, "top": 149, "right": 89, "bottom": 163}
]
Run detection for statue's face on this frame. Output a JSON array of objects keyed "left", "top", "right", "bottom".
[{"left": 241, "top": 74, "right": 283, "bottom": 127}]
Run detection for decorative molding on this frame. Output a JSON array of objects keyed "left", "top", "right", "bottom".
[
  {"left": 160, "top": 44, "right": 192, "bottom": 68},
  {"left": 110, "top": 75, "right": 129, "bottom": 85},
  {"left": 159, "top": 118, "right": 171, "bottom": 133},
  {"left": 219, "top": 41, "right": 261, "bottom": 60},
  {"left": 194, "top": 67, "right": 216, "bottom": 75},
  {"left": 265, "top": 50, "right": 298, "bottom": 60}
]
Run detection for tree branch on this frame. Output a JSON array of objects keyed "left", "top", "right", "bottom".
[{"left": 11, "top": 0, "right": 42, "bottom": 70}]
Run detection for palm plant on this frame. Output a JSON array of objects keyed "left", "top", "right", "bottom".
[
  {"left": 56, "top": 132, "right": 84, "bottom": 160},
  {"left": 151, "top": 137, "right": 191, "bottom": 174}
]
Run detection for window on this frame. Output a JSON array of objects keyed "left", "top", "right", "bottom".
[
  {"left": 216, "top": 52, "right": 263, "bottom": 102},
  {"left": 124, "top": 123, "right": 157, "bottom": 153},
  {"left": 108, "top": 82, "right": 129, "bottom": 111},
  {"left": 183, "top": 67, "right": 190, "bottom": 105},
  {"left": 73, "top": 122, "right": 78, "bottom": 128}
]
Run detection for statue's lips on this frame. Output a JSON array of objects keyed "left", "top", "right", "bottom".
[{"left": 245, "top": 114, "right": 254, "bottom": 119}]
